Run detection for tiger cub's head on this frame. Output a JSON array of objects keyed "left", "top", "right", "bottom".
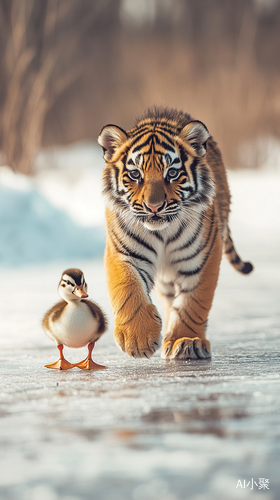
[{"left": 98, "top": 110, "right": 215, "bottom": 231}]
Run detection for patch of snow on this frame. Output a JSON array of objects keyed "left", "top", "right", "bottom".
[
  {"left": 238, "top": 136, "right": 280, "bottom": 171},
  {"left": 34, "top": 142, "right": 105, "bottom": 227},
  {"left": 227, "top": 169, "right": 280, "bottom": 263},
  {"left": 0, "top": 166, "right": 104, "bottom": 266}
]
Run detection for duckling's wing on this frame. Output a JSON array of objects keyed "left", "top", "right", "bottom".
[
  {"left": 42, "top": 301, "right": 67, "bottom": 334},
  {"left": 81, "top": 300, "right": 108, "bottom": 336}
]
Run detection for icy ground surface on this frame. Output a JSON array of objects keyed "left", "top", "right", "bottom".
[
  {"left": 0, "top": 159, "right": 280, "bottom": 499},
  {"left": 0, "top": 255, "right": 279, "bottom": 500}
]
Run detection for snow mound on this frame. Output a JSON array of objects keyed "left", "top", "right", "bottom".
[
  {"left": 35, "top": 142, "right": 105, "bottom": 227},
  {"left": 0, "top": 167, "right": 105, "bottom": 266}
]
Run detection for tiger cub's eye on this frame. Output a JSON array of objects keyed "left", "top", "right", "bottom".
[
  {"left": 128, "top": 170, "right": 141, "bottom": 180},
  {"left": 168, "top": 168, "right": 179, "bottom": 179}
]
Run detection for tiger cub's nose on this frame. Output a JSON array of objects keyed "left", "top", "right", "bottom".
[{"left": 143, "top": 201, "right": 166, "bottom": 213}]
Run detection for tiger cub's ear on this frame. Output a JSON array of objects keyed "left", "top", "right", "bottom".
[
  {"left": 179, "top": 121, "right": 210, "bottom": 156},
  {"left": 98, "top": 124, "right": 128, "bottom": 161}
]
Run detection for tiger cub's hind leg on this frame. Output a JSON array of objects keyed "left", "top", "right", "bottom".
[
  {"left": 161, "top": 233, "right": 222, "bottom": 360},
  {"left": 161, "top": 292, "right": 212, "bottom": 360}
]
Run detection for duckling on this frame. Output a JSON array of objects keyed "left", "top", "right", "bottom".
[{"left": 43, "top": 268, "right": 107, "bottom": 370}]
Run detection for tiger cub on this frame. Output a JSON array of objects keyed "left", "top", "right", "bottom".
[{"left": 98, "top": 107, "right": 253, "bottom": 360}]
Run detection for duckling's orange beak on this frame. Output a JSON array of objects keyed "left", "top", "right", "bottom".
[{"left": 73, "top": 285, "right": 88, "bottom": 298}]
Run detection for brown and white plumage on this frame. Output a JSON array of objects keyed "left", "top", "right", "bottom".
[{"left": 43, "top": 268, "right": 107, "bottom": 370}]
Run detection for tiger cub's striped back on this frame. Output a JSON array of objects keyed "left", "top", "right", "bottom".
[{"left": 98, "top": 107, "right": 253, "bottom": 360}]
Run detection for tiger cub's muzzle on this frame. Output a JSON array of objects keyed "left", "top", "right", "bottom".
[{"left": 130, "top": 199, "right": 180, "bottom": 231}]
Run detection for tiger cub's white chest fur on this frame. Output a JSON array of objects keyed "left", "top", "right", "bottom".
[
  {"left": 49, "top": 302, "right": 99, "bottom": 348},
  {"left": 149, "top": 219, "right": 205, "bottom": 277}
]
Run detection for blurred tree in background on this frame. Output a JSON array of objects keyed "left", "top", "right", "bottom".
[{"left": 0, "top": 0, "right": 280, "bottom": 173}]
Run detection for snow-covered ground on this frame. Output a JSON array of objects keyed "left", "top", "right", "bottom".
[{"left": 0, "top": 143, "right": 280, "bottom": 499}]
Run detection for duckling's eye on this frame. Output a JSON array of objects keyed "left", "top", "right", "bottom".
[{"left": 66, "top": 280, "right": 73, "bottom": 286}]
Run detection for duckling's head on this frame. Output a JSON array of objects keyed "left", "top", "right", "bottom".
[{"left": 58, "top": 268, "right": 88, "bottom": 302}]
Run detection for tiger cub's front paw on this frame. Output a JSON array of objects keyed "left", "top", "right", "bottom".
[
  {"left": 114, "top": 304, "right": 162, "bottom": 359},
  {"left": 162, "top": 337, "right": 211, "bottom": 360}
]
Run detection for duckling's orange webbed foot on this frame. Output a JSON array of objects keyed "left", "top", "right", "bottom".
[
  {"left": 75, "top": 359, "right": 106, "bottom": 370},
  {"left": 75, "top": 342, "right": 107, "bottom": 371},
  {"left": 45, "top": 359, "right": 74, "bottom": 370},
  {"left": 45, "top": 344, "right": 74, "bottom": 370}
]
